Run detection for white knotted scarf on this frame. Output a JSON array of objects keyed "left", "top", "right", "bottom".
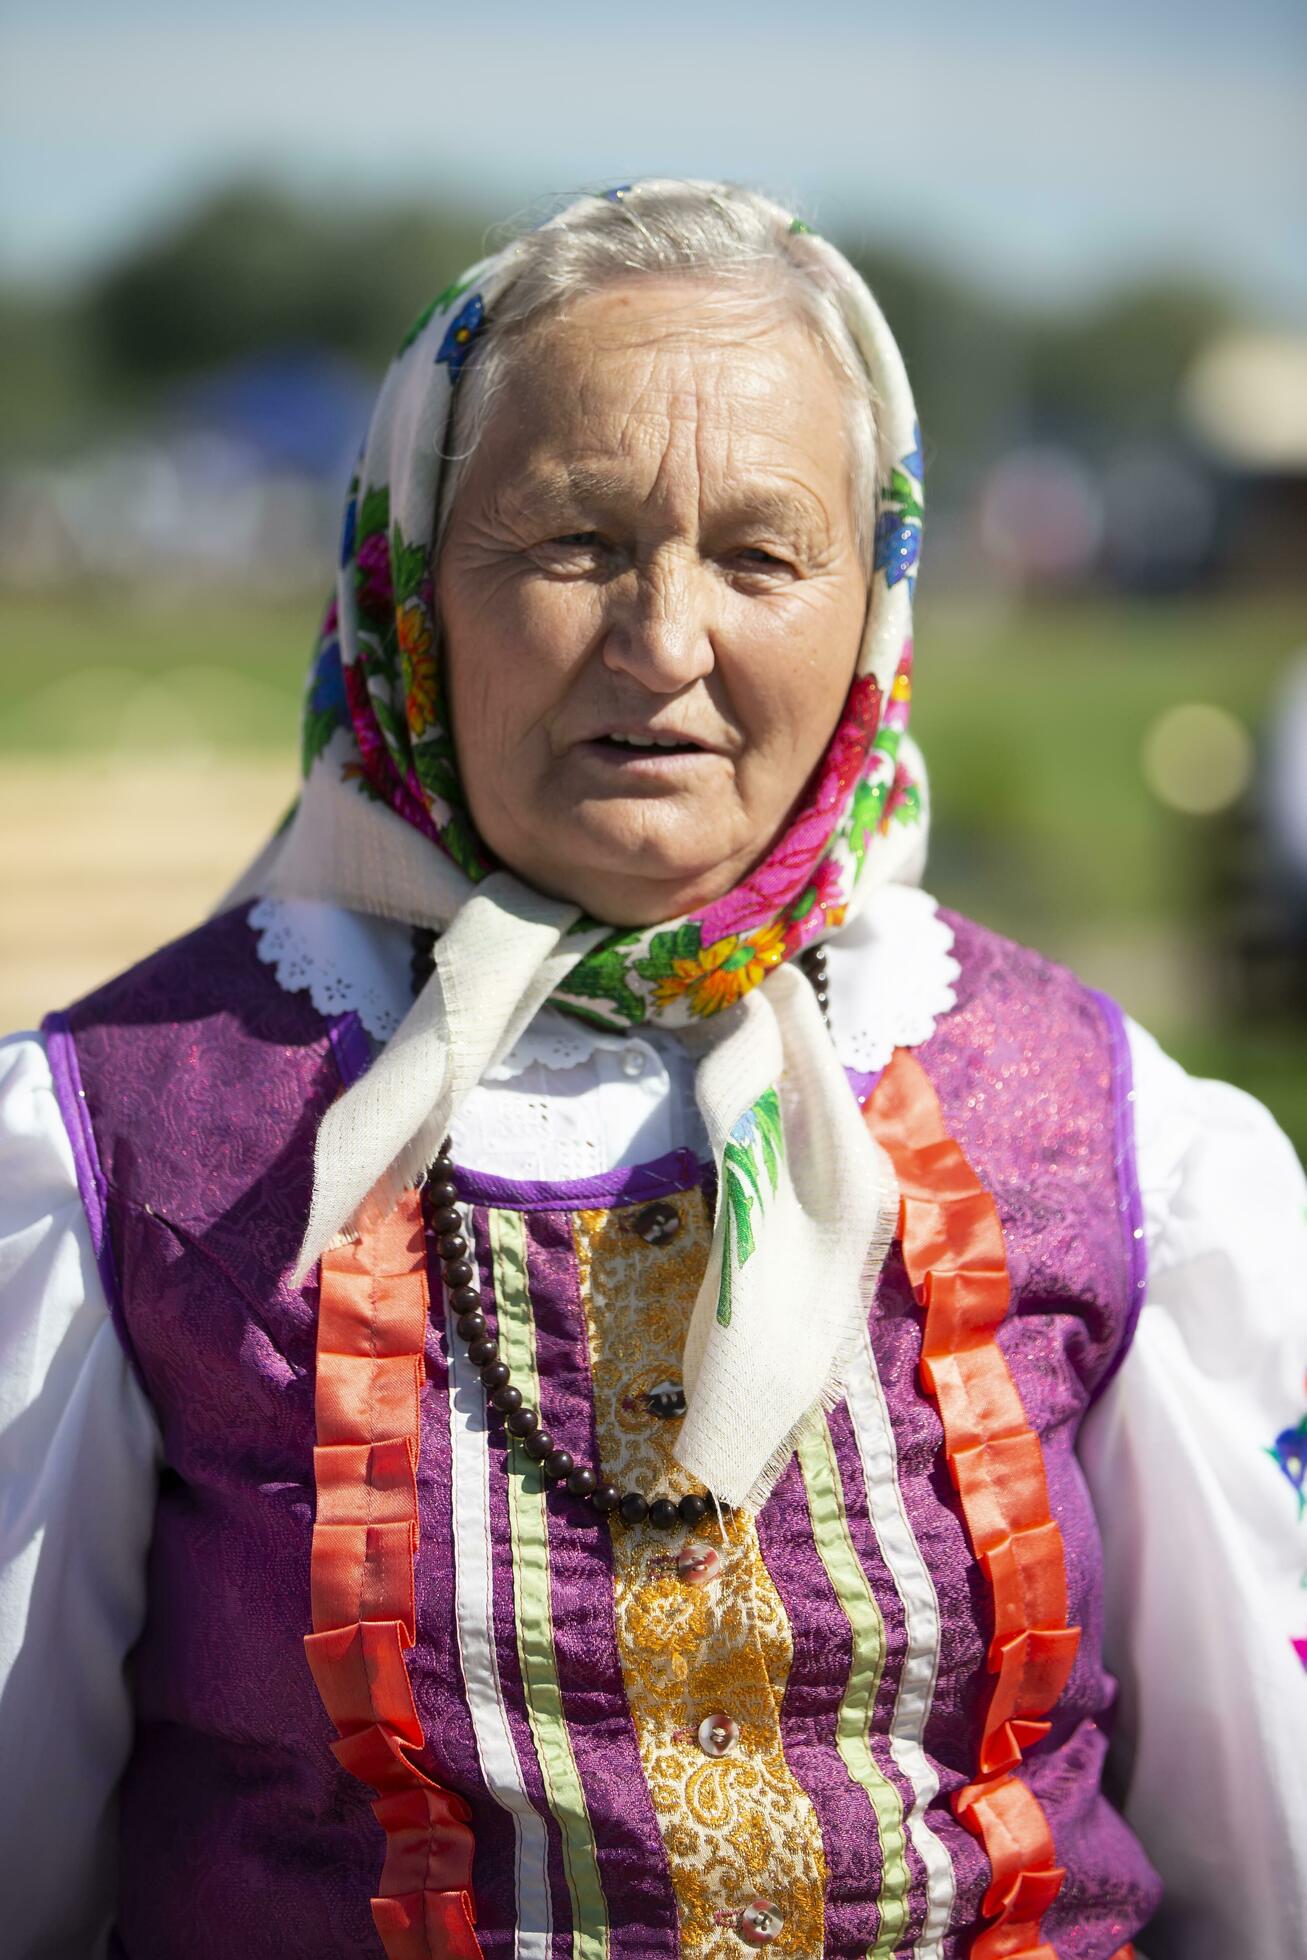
[{"left": 240, "top": 761, "right": 904, "bottom": 1510}]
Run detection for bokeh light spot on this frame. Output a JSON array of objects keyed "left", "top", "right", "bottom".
[{"left": 1142, "top": 702, "right": 1254, "bottom": 816}]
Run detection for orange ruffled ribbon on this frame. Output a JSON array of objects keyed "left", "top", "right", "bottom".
[
  {"left": 869, "top": 1049, "right": 1093, "bottom": 1960},
  {"left": 304, "top": 1191, "right": 483, "bottom": 1959}
]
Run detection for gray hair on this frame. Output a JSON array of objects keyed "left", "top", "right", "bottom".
[{"left": 434, "top": 180, "right": 880, "bottom": 574}]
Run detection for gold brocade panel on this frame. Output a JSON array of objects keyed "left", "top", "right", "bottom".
[{"left": 573, "top": 1196, "right": 828, "bottom": 1957}]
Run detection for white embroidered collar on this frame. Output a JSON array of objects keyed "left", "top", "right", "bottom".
[{"left": 248, "top": 884, "right": 958, "bottom": 1078}]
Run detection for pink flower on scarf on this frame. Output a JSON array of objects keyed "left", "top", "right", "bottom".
[
  {"left": 355, "top": 530, "right": 393, "bottom": 619},
  {"left": 788, "top": 857, "right": 848, "bottom": 949},
  {"left": 342, "top": 658, "right": 399, "bottom": 794},
  {"left": 699, "top": 674, "right": 882, "bottom": 942}
]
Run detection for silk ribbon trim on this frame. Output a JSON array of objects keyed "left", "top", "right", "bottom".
[
  {"left": 868, "top": 1049, "right": 1081, "bottom": 1960},
  {"left": 304, "top": 1191, "right": 483, "bottom": 1959}
]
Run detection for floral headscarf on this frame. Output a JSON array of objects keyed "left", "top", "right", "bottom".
[
  {"left": 254, "top": 181, "right": 925, "bottom": 1509},
  {"left": 298, "top": 194, "right": 925, "bottom": 1032}
]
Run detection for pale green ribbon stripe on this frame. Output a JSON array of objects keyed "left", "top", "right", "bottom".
[
  {"left": 796, "top": 1421, "right": 911, "bottom": 1957},
  {"left": 489, "top": 1206, "right": 610, "bottom": 1960}
]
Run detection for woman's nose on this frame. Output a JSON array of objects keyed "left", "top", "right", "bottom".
[{"left": 599, "top": 552, "right": 716, "bottom": 692}]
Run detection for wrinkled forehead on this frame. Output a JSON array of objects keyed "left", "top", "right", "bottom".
[{"left": 454, "top": 280, "right": 862, "bottom": 527}]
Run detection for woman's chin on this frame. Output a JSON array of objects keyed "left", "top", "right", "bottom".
[{"left": 515, "top": 827, "right": 750, "bottom": 927}]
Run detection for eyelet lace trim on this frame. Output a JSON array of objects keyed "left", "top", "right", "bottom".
[
  {"left": 249, "top": 896, "right": 412, "bottom": 1043},
  {"left": 249, "top": 884, "right": 958, "bottom": 1074}
]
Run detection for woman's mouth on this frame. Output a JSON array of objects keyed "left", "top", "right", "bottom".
[
  {"left": 591, "top": 732, "right": 704, "bottom": 755},
  {"left": 577, "top": 732, "right": 720, "bottom": 774}
]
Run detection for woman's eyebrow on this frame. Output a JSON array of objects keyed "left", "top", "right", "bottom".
[
  {"left": 507, "top": 466, "right": 633, "bottom": 517},
  {"left": 711, "top": 486, "right": 828, "bottom": 535},
  {"left": 510, "top": 469, "right": 827, "bottom": 537}
]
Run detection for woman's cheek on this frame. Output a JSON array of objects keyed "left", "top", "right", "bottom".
[{"left": 512, "top": 578, "right": 604, "bottom": 670}]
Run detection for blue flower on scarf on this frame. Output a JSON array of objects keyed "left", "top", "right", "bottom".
[
  {"left": 309, "top": 641, "right": 348, "bottom": 717},
  {"left": 875, "top": 512, "right": 921, "bottom": 586},
  {"left": 875, "top": 433, "right": 925, "bottom": 586},
  {"left": 339, "top": 487, "right": 358, "bottom": 569},
  {"left": 436, "top": 293, "right": 485, "bottom": 379},
  {"left": 1269, "top": 1417, "right": 1307, "bottom": 1518}
]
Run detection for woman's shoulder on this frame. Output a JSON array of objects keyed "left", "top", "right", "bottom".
[{"left": 51, "top": 902, "right": 280, "bottom": 1033}]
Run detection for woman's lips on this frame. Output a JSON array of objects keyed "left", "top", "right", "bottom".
[{"left": 573, "top": 735, "right": 722, "bottom": 774}]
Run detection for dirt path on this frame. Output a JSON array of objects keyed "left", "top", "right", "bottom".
[{"left": 0, "top": 755, "right": 294, "bottom": 1031}]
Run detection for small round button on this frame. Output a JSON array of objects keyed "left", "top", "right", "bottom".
[
  {"left": 632, "top": 1201, "right": 681, "bottom": 1245},
  {"left": 644, "top": 1380, "right": 687, "bottom": 1420},
  {"left": 621, "top": 1045, "right": 647, "bottom": 1078},
  {"left": 676, "top": 1541, "right": 722, "bottom": 1588},
  {"left": 737, "top": 1899, "right": 783, "bottom": 1947},
  {"left": 697, "top": 1711, "right": 739, "bottom": 1758}
]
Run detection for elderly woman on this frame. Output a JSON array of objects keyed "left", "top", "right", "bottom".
[{"left": 0, "top": 181, "right": 1304, "bottom": 1960}]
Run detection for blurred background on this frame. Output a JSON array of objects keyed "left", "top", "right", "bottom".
[{"left": 2, "top": 0, "right": 1305, "bottom": 1153}]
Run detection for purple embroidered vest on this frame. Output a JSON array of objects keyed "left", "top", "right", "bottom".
[{"left": 45, "top": 905, "right": 1161, "bottom": 1957}]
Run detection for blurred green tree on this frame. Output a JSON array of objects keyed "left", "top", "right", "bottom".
[{"left": 84, "top": 183, "right": 491, "bottom": 383}]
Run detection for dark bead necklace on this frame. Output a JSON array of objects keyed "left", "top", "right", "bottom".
[{"left": 415, "top": 927, "right": 831, "bottom": 1526}]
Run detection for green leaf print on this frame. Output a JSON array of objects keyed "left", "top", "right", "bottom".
[
  {"left": 847, "top": 778, "right": 884, "bottom": 878},
  {"left": 634, "top": 919, "right": 702, "bottom": 983},
  {"left": 441, "top": 810, "right": 487, "bottom": 881},
  {"left": 716, "top": 1088, "right": 784, "bottom": 1327},
  {"left": 888, "top": 468, "right": 923, "bottom": 519},
  {"left": 301, "top": 705, "right": 340, "bottom": 777},
  {"left": 411, "top": 736, "right": 461, "bottom": 806},
  {"left": 359, "top": 625, "right": 400, "bottom": 687},
  {"left": 891, "top": 783, "right": 922, "bottom": 828},
  {"left": 357, "top": 484, "right": 390, "bottom": 544},
  {"left": 557, "top": 943, "right": 645, "bottom": 1026},
  {"left": 390, "top": 522, "right": 429, "bottom": 606},
  {"left": 395, "top": 276, "right": 476, "bottom": 358}
]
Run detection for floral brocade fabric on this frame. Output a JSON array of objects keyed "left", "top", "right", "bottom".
[{"left": 296, "top": 184, "right": 928, "bottom": 1033}]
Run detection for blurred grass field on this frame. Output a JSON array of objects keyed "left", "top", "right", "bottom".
[{"left": 2, "top": 584, "right": 1304, "bottom": 1158}]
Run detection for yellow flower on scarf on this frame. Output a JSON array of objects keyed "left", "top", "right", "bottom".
[
  {"left": 398, "top": 599, "right": 438, "bottom": 737},
  {"left": 653, "top": 923, "right": 789, "bottom": 1017}
]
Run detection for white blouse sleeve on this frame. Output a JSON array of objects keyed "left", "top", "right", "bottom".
[
  {"left": 0, "top": 1031, "right": 161, "bottom": 1956},
  {"left": 1077, "top": 1019, "right": 1307, "bottom": 1960}
]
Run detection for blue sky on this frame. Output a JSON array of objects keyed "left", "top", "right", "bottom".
[{"left": 3, "top": 0, "right": 1304, "bottom": 315}]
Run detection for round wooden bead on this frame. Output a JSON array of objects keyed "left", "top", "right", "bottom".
[
  {"left": 590, "top": 1481, "right": 621, "bottom": 1513},
  {"left": 506, "top": 1407, "right": 539, "bottom": 1438},
  {"left": 523, "top": 1430, "right": 553, "bottom": 1461},
  {"left": 619, "top": 1492, "right": 649, "bottom": 1525},
  {"left": 451, "top": 1286, "right": 480, "bottom": 1314},
  {"left": 430, "top": 1180, "right": 458, "bottom": 1209},
  {"left": 480, "top": 1361, "right": 510, "bottom": 1392},
  {"left": 543, "top": 1450, "right": 574, "bottom": 1482},
  {"left": 431, "top": 1205, "right": 459, "bottom": 1235},
  {"left": 648, "top": 1497, "right": 679, "bottom": 1529},
  {"left": 567, "top": 1467, "right": 597, "bottom": 1498},
  {"left": 468, "top": 1337, "right": 498, "bottom": 1369},
  {"left": 491, "top": 1384, "right": 522, "bottom": 1414},
  {"left": 445, "top": 1259, "right": 475, "bottom": 1290},
  {"left": 678, "top": 1493, "right": 709, "bottom": 1526},
  {"left": 456, "top": 1311, "right": 486, "bottom": 1343},
  {"left": 438, "top": 1234, "right": 468, "bottom": 1264}
]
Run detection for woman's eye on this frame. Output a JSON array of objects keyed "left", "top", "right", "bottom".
[
  {"left": 533, "top": 531, "right": 610, "bottom": 574},
  {"left": 731, "top": 547, "right": 792, "bottom": 572}
]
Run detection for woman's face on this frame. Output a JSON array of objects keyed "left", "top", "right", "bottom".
[{"left": 437, "top": 277, "right": 868, "bottom": 925}]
